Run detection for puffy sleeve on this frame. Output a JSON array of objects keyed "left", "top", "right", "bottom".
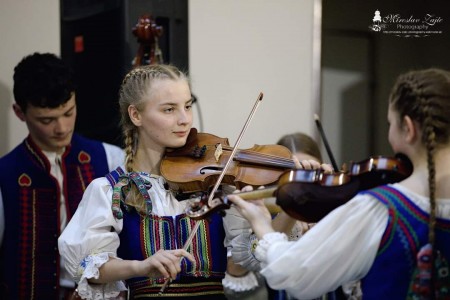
[
  {"left": 58, "top": 177, "right": 127, "bottom": 299},
  {"left": 255, "top": 194, "right": 389, "bottom": 299},
  {"left": 220, "top": 188, "right": 262, "bottom": 293},
  {"left": 223, "top": 205, "right": 252, "bottom": 251}
]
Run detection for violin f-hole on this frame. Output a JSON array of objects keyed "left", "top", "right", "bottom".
[{"left": 199, "top": 166, "right": 224, "bottom": 174}]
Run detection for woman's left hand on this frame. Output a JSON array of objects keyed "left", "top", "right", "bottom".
[{"left": 295, "top": 157, "right": 334, "bottom": 174}]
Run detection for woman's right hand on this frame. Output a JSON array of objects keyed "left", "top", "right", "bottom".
[{"left": 139, "top": 249, "right": 195, "bottom": 280}]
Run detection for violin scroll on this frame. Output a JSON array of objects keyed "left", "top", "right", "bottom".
[{"left": 132, "top": 14, "right": 164, "bottom": 67}]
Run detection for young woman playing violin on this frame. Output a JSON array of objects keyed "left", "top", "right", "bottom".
[
  {"left": 58, "top": 65, "right": 326, "bottom": 299},
  {"left": 228, "top": 68, "right": 450, "bottom": 299},
  {"left": 57, "top": 64, "right": 270, "bottom": 299}
]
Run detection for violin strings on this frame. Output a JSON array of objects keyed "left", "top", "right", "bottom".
[{"left": 233, "top": 149, "right": 295, "bottom": 168}]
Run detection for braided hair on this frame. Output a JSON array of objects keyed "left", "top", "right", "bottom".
[
  {"left": 118, "top": 64, "right": 188, "bottom": 211},
  {"left": 388, "top": 68, "right": 450, "bottom": 249}
]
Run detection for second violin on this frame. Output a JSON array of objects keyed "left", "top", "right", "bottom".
[
  {"left": 273, "top": 154, "right": 413, "bottom": 222},
  {"left": 185, "top": 154, "right": 413, "bottom": 223}
]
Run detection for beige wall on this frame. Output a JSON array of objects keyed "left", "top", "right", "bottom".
[
  {"left": 0, "top": 0, "right": 60, "bottom": 156},
  {"left": 189, "top": 0, "right": 316, "bottom": 148},
  {"left": 0, "top": 0, "right": 316, "bottom": 155}
]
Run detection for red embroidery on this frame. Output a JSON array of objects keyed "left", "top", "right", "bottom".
[
  {"left": 18, "top": 173, "right": 32, "bottom": 187},
  {"left": 78, "top": 151, "right": 91, "bottom": 164}
]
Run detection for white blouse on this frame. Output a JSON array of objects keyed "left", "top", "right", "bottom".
[
  {"left": 58, "top": 171, "right": 190, "bottom": 299},
  {"left": 58, "top": 169, "right": 250, "bottom": 299},
  {"left": 254, "top": 184, "right": 450, "bottom": 300}
]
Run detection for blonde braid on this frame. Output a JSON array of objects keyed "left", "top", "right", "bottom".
[{"left": 123, "top": 128, "right": 135, "bottom": 173}]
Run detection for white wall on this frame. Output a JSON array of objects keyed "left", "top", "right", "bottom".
[
  {"left": 0, "top": 0, "right": 60, "bottom": 156},
  {"left": 0, "top": 0, "right": 317, "bottom": 155},
  {"left": 189, "top": 0, "right": 316, "bottom": 148}
]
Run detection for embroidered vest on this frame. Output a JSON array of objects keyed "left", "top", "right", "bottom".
[
  {"left": 360, "top": 185, "right": 450, "bottom": 299},
  {"left": 106, "top": 168, "right": 227, "bottom": 298},
  {"left": 0, "top": 134, "right": 110, "bottom": 300}
]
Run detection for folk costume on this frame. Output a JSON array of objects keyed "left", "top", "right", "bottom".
[
  {"left": 0, "top": 134, "right": 124, "bottom": 299},
  {"left": 242, "top": 184, "right": 450, "bottom": 299},
  {"left": 58, "top": 167, "right": 238, "bottom": 299}
]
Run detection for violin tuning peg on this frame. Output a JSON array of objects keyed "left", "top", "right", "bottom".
[
  {"left": 200, "top": 145, "right": 207, "bottom": 157},
  {"left": 192, "top": 145, "right": 203, "bottom": 158}
]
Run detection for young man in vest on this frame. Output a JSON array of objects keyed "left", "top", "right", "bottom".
[{"left": 0, "top": 52, "right": 124, "bottom": 299}]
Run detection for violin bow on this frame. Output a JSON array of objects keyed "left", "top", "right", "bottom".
[
  {"left": 159, "top": 92, "right": 264, "bottom": 294},
  {"left": 314, "top": 114, "right": 340, "bottom": 172}
]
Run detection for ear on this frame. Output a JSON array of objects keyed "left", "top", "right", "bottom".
[
  {"left": 402, "top": 115, "right": 418, "bottom": 143},
  {"left": 128, "top": 105, "right": 142, "bottom": 127},
  {"left": 12, "top": 104, "right": 26, "bottom": 122}
]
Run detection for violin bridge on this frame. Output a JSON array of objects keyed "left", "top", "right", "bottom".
[{"left": 214, "top": 143, "right": 223, "bottom": 162}]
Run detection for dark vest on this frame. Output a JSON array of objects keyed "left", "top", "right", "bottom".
[
  {"left": 0, "top": 134, "right": 110, "bottom": 300},
  {"left": 361, "top": 185, "right": 450, "bottom": 299}
]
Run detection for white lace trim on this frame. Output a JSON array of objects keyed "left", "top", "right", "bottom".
[
  {"left": 76, "top": 252, "right": 127, "bottom": 300},
  {"left": 222, "top": 271, "right": 259, "bottom": 292},
  {"left": 254, "top": 232, "right": 287, "bottom": 264}
]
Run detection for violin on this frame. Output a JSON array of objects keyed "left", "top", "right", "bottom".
[
  {"left": 184, "top": 154, "right": 413, "bottom": 223},
  {"left": 160, "top": 128, "right": 296, "bottom": 194}
]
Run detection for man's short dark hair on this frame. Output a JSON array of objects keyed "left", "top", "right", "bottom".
[{"left": 13, "top": 52, "right": 76, "bottom": 112}]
